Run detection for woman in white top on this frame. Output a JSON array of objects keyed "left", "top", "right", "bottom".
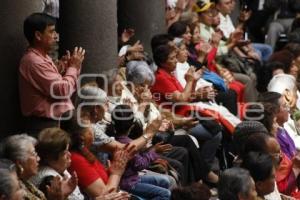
[{"left": 30, "top": 127, "right": 84, "bottom": 200}]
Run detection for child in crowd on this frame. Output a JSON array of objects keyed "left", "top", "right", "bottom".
[{"left": 112, "top": 104, "right": 171, "bottom": 200}]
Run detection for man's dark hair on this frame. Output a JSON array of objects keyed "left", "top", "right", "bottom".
[
  {"left": 168, "top": 21, "right": 187, "bottom": 38},
  {"left": 242, "top": 133, "right": 269, "bottom": 158},
  {"left": 268, "top": 50, "right": 295, "bottom": 74},
  {"left": 23, "top": 12, "right": 56, "bottom": 44},
  {"left": 242, "top": 152, "right": 274, "bottom": 182},
  {"left": 246, "top": 103, "right": 279, "bottom": 133},
  {"left": 265, "top": 61, "right": 285, "bottom": 73},
  {"left": 258, "top": 92, "right": 281, "bottom": 107},
  {"left": 111, "top": 104, "right": 135, "bottom": 135},
  {"left": 153, "top": 44, "right": 176, "bottom": 67},
  {"left": 151, "top": 34, "right": 174, "bottom": 53},
  {"left": 233, "top": 121, "right": 268, "bottom": 156}
]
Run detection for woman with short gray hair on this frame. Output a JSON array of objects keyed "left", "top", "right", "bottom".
[
  {"left": 126, "top": 61, "right": 155, "bottom": 86},
  {"left": 75, "top": 82, "right": 161, "bottom": 153},
  {"left": 218, "top": 167, "right": 257, "bottom": 200},
  {"left": 2, "top": 134, "right": 37, "bottom": 164}
]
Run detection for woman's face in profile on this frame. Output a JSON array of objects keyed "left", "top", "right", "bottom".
[
  {"left": 164, "top": 50, "right": 178, "bottom": 72},
  {"left": 56, "top": 144, "right": 72, "bottom": 171},
  {"left": 21, "top": 144, "right": 40, "bottom": 178},
  {"left": 257, "top": 167, "right": 276, "bottom": 196}
]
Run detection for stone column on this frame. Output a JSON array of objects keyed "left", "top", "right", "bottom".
[
  {"left": 59, "top": 0, "right": 118, "bottom": 80},
  {"left": 0, "top": 0, "right": 43, "bottom": 136},
  {"left": 117, "top": 0, "right": 167, "bottom": 55}
]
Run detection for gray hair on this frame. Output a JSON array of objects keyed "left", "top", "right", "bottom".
[
  {"left": 2, "top": 134, "right": 37, "bottom": 162},
  {"left": 126, "top": 61, "right": 155, "bottom": 85},
  {"left": 0, "top": 169, "right": 15, "bottom": 199},
  {"left": 218, "top": 167, "right": 253, "bottom": 200},
  {"left": 76, "top": 86, "right": 108, "bottom": 106}
]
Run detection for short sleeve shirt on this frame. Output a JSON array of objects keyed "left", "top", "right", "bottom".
[
  {"left": 69, "top": 152, "right": 108, "bottom": 189},
  {"left": 151, "top": 68, "right": 192, "bottom": 115}
]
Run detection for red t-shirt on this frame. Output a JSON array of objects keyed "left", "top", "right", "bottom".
[
  {"left": 69, "top": 151, "right": 108, "bottom": 189},
  {"left": 151, "top": 68, "right": 192, "bottom": 115},
  {"left": 151, "top": 68, "right": 184, "bottom": 103}
]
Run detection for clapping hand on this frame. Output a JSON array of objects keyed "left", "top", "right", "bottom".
[
  {"left": 184, "top": 66, "right": 202, "bottom": 82},
  {"left": 108, "top": 148, "right": 130, "bottom": 176},
  {"left": 61, "top": 171, "right": 78, "bottom": 198},
  {"left": 96, "top": 188, "right": 131, "bottom": 200},
  {"left": 62, "top": 47, "right": 86, "bottom": 70},
  {"left": 121, "top": 28, "right": 135, "bottom": 43},
  {"left": 153, "top": 142, "right": 173, "bottom": 154}
]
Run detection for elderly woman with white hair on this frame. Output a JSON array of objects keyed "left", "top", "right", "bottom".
[
  {"left": 125, "top": 60, "right": 219, "bottom": 185},
  {"left": 267, "top": 74, "right": 300, "bottom": 151},
  {"left": 76, "top": 84, "right": 161, "bottom": 154},
  {"left": 1, "top": 134, "right": 76, "bottom": 200}
]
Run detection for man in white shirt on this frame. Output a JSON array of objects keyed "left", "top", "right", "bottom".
[{"left": 215, "top": 0, "right": 273, "bottom": 62}]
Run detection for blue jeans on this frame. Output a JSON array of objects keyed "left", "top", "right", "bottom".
[
  {"left": 252, "top": 43, "right": 273, "bottom": 62},
  {"left": 189, "top": 124, "right": 222, "bottom": 168},
  {"left": 129, "top": 175, "right": 171, "bottom": 200}
]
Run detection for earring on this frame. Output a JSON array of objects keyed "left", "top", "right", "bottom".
[{"left": 16, "top": 164, "right": 24, "bottom": 175}]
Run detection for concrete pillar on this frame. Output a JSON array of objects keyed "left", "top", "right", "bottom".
[
  {"left": 117, "top": 0, "right": 166, "bottom": 55},
  {"left": 59, "top": 0, "right": 118, "bottom": 79},
  {"left": 0, "top": 0, "right": 43, "bottom": 136}
]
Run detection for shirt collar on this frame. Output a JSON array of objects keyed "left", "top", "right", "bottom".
[
  {"left": 158, "top": 68, "right": 176, "bottom": 77},
  {"left": 27, "top": 47, "right": 53, "bottom": 63}
]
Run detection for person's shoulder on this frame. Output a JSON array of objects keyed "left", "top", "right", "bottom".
[
  {"left": 155, "top": 69, "right": 169, "bottom": 79},
  {"left": 30, "top": 166, "right": 59, "bottom": 187},
  {"left": 21, "top": 49, "right": 43, "bottom": 61},
  {"left": 70, "top": 151, "right": 88, "bottom": 164},
  {"left": 20, "top": 49, "right": 49, "bottom": 69}
]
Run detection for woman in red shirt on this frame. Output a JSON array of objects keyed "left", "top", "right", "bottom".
[
  {"left": 151, "top": 44, "right": 223, "bottom": 182},
  {"left": 63, "top": 119, "right": 131, "bottom": 199}
]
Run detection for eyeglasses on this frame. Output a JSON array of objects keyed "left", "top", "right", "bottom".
[{"left": 28, "top": 150, "right": 38, "bottom": 158}]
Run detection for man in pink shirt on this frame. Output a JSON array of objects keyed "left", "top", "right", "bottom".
[{"left": 19, "top": 13, "right": 85, "bottom": 136}]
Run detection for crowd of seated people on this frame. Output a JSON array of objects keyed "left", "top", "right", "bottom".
[{"left": 3, "top": 0, "right": 300, "bottom": 199}]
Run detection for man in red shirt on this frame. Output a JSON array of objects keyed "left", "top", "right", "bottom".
[{"left": 19, "top": 13, "right": 85, "bottom": 136}]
